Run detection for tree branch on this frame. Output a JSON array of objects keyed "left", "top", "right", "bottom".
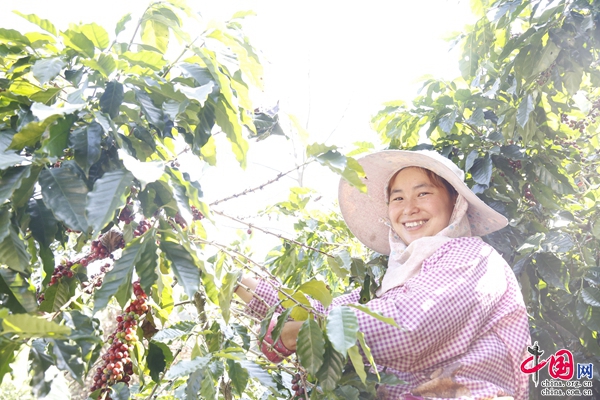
[{"left": 209, "top": 161, "right": 312, "bottom": 207}]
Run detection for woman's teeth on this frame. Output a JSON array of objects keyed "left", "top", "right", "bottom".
[{"left": 404, "top": 220, "right": 426, "bottom": 228}]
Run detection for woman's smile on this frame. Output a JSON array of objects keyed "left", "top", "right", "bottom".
[{"left": 387, "top": 167, "right": 455, "bottom": 245}]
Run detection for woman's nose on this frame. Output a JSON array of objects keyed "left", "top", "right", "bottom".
[{"left": 403, "top": 198, "right": 419, "bottom": 215}]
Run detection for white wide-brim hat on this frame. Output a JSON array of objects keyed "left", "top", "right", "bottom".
[{"left": 338, "top": 150, "right": 508, "bottom": 255}]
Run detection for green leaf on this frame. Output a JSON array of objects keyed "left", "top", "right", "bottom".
[
  {"left": 0, "top": 165, "right": 31, "bottom": 204},
  {"left": 466, "top": 108, "right": 485, "bottom": 126},
  {"left": 326, "top": 306, "right": 358, "bottom": 355},
  {"left": 297, "top": 319, "right": 325, "bottom": 374},
  {"left": 28, "top": 199, "right": 58, "bottom": 247},
  {"left": 465, "top": 149, "right": 478, "bottom": 172},
  {"left": 8, "top": 115, "right": 60, "bottom": 150},
  {"left": 535, "top": 252, "right": 568, "bottom": 291},
  {"left": 70, "top": 122, "right": 103, "bottom": 175},
  {"left": 199, "top": 367, "right": 217, "bottom": 399},
  {"left": 186, "top": 369, "right": 203, "bottom": 399},
  {"left": 532, "top": 40, "right": 560, "bottom": 76},
  {"left": 0, "top": 336, "right": 21, "bottom": 384},
  {"left": 470, "top": 154, "right": 493, "bottom": 186},
  {"left": 0, "top": 223, "right": 31, "bottom": 275},
  {"left": 61, "top": 29, "right": 95, "bottom": 58},
  {"left": 517, "top": 232, "right": 545, "bottom": 253},
  {"left": 165, "top": 356, "right": 211, "bottom": 380},
  {"left": 39, "top": 279, "right": 72, "bottom": 313},
  {"left": 141, "top": 18, "right": 169, "bottom": 53},
  {"left": 439, "top": 109, "right": 457, "bottom": 133},
  {"left": 39, "top": 164, "right": 89, "bottom": 233},
  {"left": 32, "top": 58, "right": 66, "bottom": 85},
  {"left": 0, "top": 207, "right": 9, "bottom": 243},
  {"left": 136, "top": 91, "right": 165, "bottom": 133},
  {"left": 592, "top": 221, "right": 600, "bottom": 240},
  {"left": 152, "top": 320, "right": 196, "bottom": 342},
  {"left": 357, "top": 331, "right": 378, "bottom": 379},
  {"left": 582, "top": 287, "right": 600, "bottom": 308},
  {"left": 50, "top": 339, "right": 84, "bottom": 384},
  {"left": 86, "top": 169, "right": 133, "bottom": 233},
  {"left": 347, "top": 304, "right": 400, "bottom": 328},
  {"left": 93, "top": 235, "right": 152, "bottom": 312},
  {"left": 0, "top": 267, "right": 37, "bottom": 313},
  {"left": 119, "top": 150, "right": 164, "bottom": 190},
  {"left": 30, "top": 102, "right": 85, "bottom": 121},
  {"left": 298, "top": 280, "right": 333, "bottom": 309},
  {"left": 214, "top": 99, "right": 248, "bottom": 167},
  {"left": 100, "top": 81, "right": 124, "bottom": 118},
  {"left": 0, "top": 28, "right": 31, "bottom": 45},
  {"left": 82, "top": 54, "right": 116, "bottom": 77},
  {"left": 160, "top": 239, "right": 200, "bottom": 299},
  {"left": 121, "top": 51, "right": 167, "bottom": 70},
  {"left": 533, "top": 164, "right": 575, "bottom": 195},
  {"left": 147, "top": 341, "right": 167, "bottom": 383},
  {"left": 80, "top": 23, "right": 109, "bottom": 50},
  {"left": 238, "top": 360, "right": 276, "bottom": 388},
  {"left": 136, "top": 234, "right": 158, "bottom": 295},
  {"left": 110, "top": 382, "right": 130, "bottom": 400},
  {"left": 42, "top": 115, "right": 75, "bottom": 157},
  {"left": 0, "top": 153, "right": 25, "bottom": 170},
  {"left": 115, "top": 13, "right": 132, "bottom": 35},
  {"left": 227, "top": 360, "right": 249, "bottom": 396},
  {"left": 13, "top": 12, "right": 57, "bottom": 36},
  {"left": 179, "top": 63, "right": 214, "bottom": 86},
  {"left": 218, "top": 271, "right": 240, "bottom": 323},
  {"left": 177, "top": 82, "right": 215, "bottom": 106},
  {"left": 315, "top": 344, "right": 345, "bottom": 392},
  {"left": 576, "top": 299, "right": 600, "bottom": 332},
  {"left": 516, "top": 94, "right": 534, "bottom": 128},
  {"left": 2, "top": 314, "right": 71, "bottom": 338},
  {"left": 347, "top": 345, "right": 367, "bottom": 384},
  {"left": 169, "top": 177, "right": 193, "bottom": 224},
  {"left": 542, "top": 231, "right": 573, "bottom": 253},
  {"left": 11, "top": 165, "right": 41, "bottom": 209}
]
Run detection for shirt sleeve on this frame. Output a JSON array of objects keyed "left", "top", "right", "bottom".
[
  {"left": 244, "top": 279, "right": 362, "bottom": 319},
  {"left": 246, "top": 237, "right": 510, "bottom": 372}
]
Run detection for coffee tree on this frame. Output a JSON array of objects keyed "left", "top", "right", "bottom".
[
  {"left": 372, "top": 0, "right": 600, "bottom": 397},
  {"left": 0, "top": 2, "right": 373, "bottom": 399}
]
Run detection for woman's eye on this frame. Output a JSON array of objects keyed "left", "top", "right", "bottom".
[
  {"left": 418, "top": 192, "right": 430, "bottom": 197},
  {"left": 392, "top": 196, "right": 403, "bottom": 201}
]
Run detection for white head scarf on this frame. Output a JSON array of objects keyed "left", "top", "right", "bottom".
[{"left": 376, "top": 193, "right": 472, "bottom": 296}]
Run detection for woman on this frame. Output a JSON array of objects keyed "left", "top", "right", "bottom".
[{"left": 235, "top": 150, "right": 531, "bottom": 399}]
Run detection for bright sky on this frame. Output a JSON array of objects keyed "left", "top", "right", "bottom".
[{"left": 1, "top": 0, "right": 476, "bottom": 250}]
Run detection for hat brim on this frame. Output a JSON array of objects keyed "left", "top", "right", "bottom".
[{"left": 338, "top": 150, "right": 508, "bottom": 255}]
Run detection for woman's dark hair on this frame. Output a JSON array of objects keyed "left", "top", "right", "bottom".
[{"left": 387, "top": 167, "right": 458, "bottom": 203}]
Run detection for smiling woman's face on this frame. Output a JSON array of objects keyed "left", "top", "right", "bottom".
[{"left": 387, "top": 167, "right": 456, "bottom": 245}]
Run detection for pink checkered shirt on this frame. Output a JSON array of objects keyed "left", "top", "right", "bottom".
[{"left": 246, "top": 237, "right": 531, "bottom": 399}]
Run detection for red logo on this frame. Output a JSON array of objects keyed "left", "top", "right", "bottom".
[{"left": 521, "top": 341, "right": 574, "bottom": 386}]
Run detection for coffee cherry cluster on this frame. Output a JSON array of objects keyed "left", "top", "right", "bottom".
[
  {"left": 191, "top": 206, "right": 204, "bottom": 221},
  {"left": 82, "top": 263, "right": 112, "bottom": 294},
  {"left": 523, "top": 184, "right": 536, "bottom": 205},
  {"left": 291, "top": 373, "right": 306, "bottom": 399},
  {"left": 49, "top": 262, "right": 74, "bottom": 286},
  {"left": 38, "top": 260, "right": 75, "bottom": 302},
  {"left": 508, "top": 159, "right": 522, "bottom": 172},
  {"left": 118, "top": 204, "right": 134, "bottom": 224},
  {"left": 90, "top": 281, "right": 148, "bottom": 398},
  {"left": 560, "top": 100, "right": 599, "bottom": 133},
  {"left": 133, "top": 220, "right": 151, "bottom": 237},
  {"left": 536, "top": 61, "right": 556, "bottom": 86}
]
